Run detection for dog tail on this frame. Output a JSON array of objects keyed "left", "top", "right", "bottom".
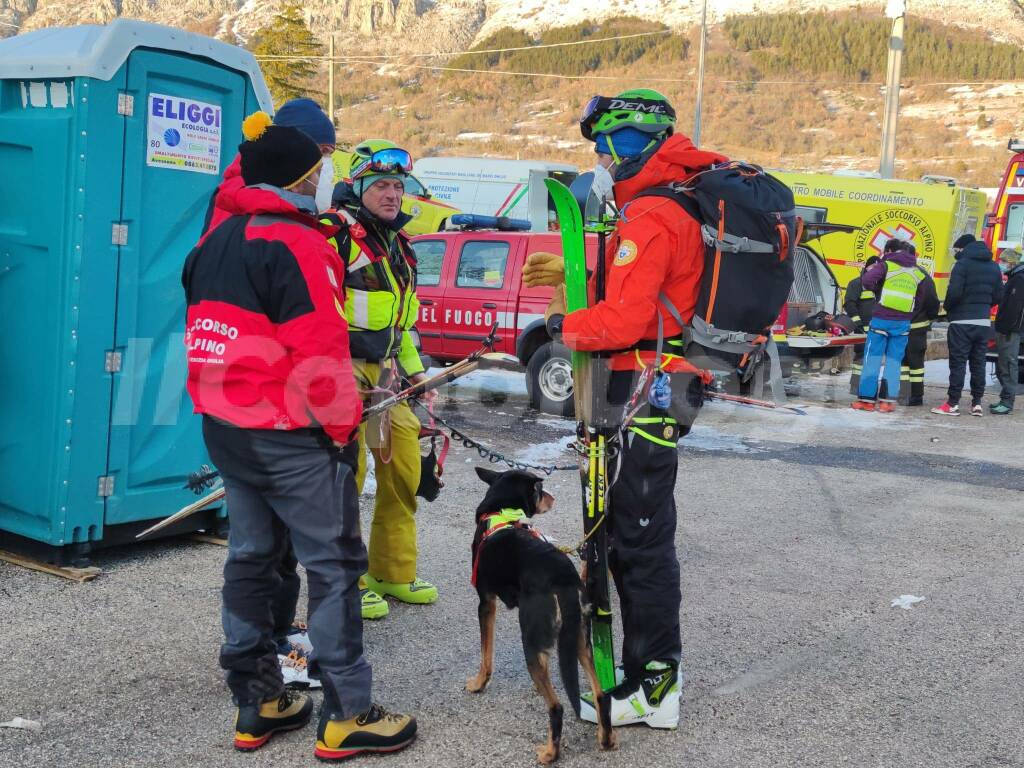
[{"left": 556, "top": 584, "right": 582, "bottom": 717}]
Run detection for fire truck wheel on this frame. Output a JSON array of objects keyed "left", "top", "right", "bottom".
[{"left": 526, "top": 341, "right": 575, "bottom": 417}]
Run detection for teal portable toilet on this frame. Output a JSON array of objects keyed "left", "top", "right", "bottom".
[{"left": 0, "top": 20, "right": 272, "bottom": 563}]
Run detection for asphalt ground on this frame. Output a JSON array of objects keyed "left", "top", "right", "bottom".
[{"left": 1, "top": 368, "right": 1022, "bottom": 768}]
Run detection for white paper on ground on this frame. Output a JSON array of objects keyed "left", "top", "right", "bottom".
[
  {"left": 891, "top": 594, "right": 926, "bottom": 610},
  {"left": 0, "top": 718, "right": 42, "bottom": 731}
]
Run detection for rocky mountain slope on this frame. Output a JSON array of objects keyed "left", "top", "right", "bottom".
[{"left": 3, "top": 0, "right": 1024, "bottom": 50}]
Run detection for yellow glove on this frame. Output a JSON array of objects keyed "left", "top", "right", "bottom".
[
  {"left": 544, "top": 285, "right": 567, "bottom": 325},
  {"left": 522, "top": 251, "right": 565, "bottom": 288}
]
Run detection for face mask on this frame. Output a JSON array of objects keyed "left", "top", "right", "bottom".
[
  {"left": 315, "top": 156, "right": 335, "bottom": 212},
  {"left": 591, "top": 161, "right": 615, "bottom": 204}
]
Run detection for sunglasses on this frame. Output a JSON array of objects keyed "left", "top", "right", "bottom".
[{"left": 350, "top": 147, "right": 413, "bottom": 181}]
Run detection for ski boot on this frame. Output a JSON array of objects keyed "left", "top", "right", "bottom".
[
  {"left": 580, "top": 662, "right": 681, "bottom": 729},
  {"left": 364, "top": 575, "right": 438, "bottom": 605}
]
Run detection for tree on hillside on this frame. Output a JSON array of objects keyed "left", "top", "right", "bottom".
[{"left": 251, "top": 4, "right": 323, "bottom": 106}]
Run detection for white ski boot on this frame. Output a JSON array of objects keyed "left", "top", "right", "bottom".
[{"left": 580, "top": 662, "right": 680, "bottom": 729}]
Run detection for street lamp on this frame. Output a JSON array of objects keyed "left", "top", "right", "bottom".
[
  {"left": 879, "top": 0, "right": 906, "bottom": 178},
  {"left": 693, "top": 0, "right": 708, "bottom": 147},
  {"left": 327, "top": 32, "right": 336, "bottom": 128}
]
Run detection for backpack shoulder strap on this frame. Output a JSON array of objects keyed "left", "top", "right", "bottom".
[
  {"left": 636, "top": 185, "right": 702, "bottom": 225},
  {"left": 637, "top": 185, "right": 776, "bottom": 255},
  {"left": 653, "top": 292, "right": 688, "bottom": 371}
]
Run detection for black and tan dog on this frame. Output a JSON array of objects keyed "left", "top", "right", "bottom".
[{"left": 466, "top": 467, "right": 615, "bottom": 764}]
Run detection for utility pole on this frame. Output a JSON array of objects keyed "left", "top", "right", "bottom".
[
  {"left": 879, "top": 0, "right": 906, "bottom": 178},
  {"left": 327, "top": 34, "right": 336, "bottom": 129},
  {"left": 693, "top": 0, "right": 708, "bottom": 147}
]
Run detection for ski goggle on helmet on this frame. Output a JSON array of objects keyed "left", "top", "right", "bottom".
[
  {"left": 349, "top": 145, "right": 413, "bottom": 182},
  {"left": 579, "top": 89, "right": 676, "bottom": 142}
]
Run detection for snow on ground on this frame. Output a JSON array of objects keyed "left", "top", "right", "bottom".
[
  {"left": 924, "top": 357, "right": 998, "bottom": 385},
  {"left": 924, "top": 358, "right": 951, "bottom": 381},
  {"left": 685, "top": 424, "right": 766, "bottom": 454},
  {"left": 533, "top": 417, "right": 577, "bottom": 432},
  {"left": 522, "top": 134, "right": 587, "bottom": 150},
  {"left": 699, "top": 400, "right": 957, "bottom": 450},
  {"left": 983, "top": 83, "right": 1024, "bottom": 99},
  {"left": 428, "top": 367, "right": 529, "bottom": 398},
  {"left": 362, "top": 455, "right": 377, "bottom": 496},
  {"left": 514, "top": 438, "right": 574, "bottom": 465}
]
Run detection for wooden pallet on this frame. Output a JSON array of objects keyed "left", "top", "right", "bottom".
[{"left": 0, "top": 549, "right": 102, "bottom": 583}]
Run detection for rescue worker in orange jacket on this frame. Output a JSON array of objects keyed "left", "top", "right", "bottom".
[{"left": 524, "top": 89, "right": 727, "bottom": 730}]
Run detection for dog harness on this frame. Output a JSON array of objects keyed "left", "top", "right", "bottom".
[{"left": 470, "top": 508, "right": 544, "bottom": 587}]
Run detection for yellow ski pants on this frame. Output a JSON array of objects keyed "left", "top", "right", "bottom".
[{"left": 352, "top": 359, "right": 421, "bottom": 584}]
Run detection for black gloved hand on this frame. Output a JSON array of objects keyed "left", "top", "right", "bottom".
[
  {"left": 332, "top": 438, "right": 360, "bottom": 472},
  {"left": 546, "top": 313, "right": 564, "bottom": 343}
]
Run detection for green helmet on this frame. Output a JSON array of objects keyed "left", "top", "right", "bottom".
[
  {"left": 348, "top": 138, "right": 397, "bottom": 170},
  {"left": 346, "top": 138, "right": 413, "bottom": 196},
  {"left": 579, "top": 89, "right": 676, "bottom": 141}
]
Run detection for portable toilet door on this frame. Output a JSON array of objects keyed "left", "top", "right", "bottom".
[
  {"left": 104, "top": 49, "right": 255, "bottom": 529},
  {"left": 0, "top": 20, "right": 272, "bottom": 559}
]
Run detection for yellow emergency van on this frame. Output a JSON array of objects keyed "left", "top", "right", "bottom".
[
  {"left": 774, "top": 171, "right": 988, "bottom": 298},
  {"left": 331, "top": 150, "right": 460, "bottom": 236}
]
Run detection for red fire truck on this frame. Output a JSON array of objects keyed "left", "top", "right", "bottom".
[
  {"left": 410, "top": 230, "right": 597, "bottom": 415},
  {"left": 983, "top": 139, "right": 1024, "bottom": 256},
  {"left": 983, "top": 138, "right": 1024, "bottom": 375},
  {"left": 410, "top": 225, "right": 855, "bottom": 415}
]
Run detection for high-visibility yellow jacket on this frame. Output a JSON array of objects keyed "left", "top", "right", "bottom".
[{"left": 320, "top": 204, "right": 423, "bottom": 376}]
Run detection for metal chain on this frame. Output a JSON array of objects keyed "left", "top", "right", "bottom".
[{"left": 413, "top": 401, "right": 580, "bottom": 475}]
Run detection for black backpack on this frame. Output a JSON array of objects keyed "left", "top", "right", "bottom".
[{"left": 639, "top": 161, "right": 800, "bottom": 400}]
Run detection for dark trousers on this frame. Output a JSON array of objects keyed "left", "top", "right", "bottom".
[
  {"left": 849, "top": 343, "right": 865, "bottom": 396},
  {"left": 202, "top": 417, "right": 371, "bottom": 719},
  {"left": 898, "top": 328, "right": 928, "bottom": 406},
  {"left": 608, "top": 404, "right": 682, "bottom": 681},
  {"left": 272, "top": 539, "right": 300, "bottom": 647},
  {"left": 995, "top": 331, "right": 1021, "bottom": 407},
  {"left": 947, "top": 323, "right": 992, "bottom": 406}
]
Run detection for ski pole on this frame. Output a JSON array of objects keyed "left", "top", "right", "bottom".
[{"left": 705, "top": 390, "right": 807, "bottom": 415}]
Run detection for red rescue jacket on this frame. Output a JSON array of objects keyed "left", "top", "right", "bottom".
[
  {"left": 182, "top": 183, "right": 362, "bottom": 444},
  {"left": 562, "top": 135, "right": 727, "bottom": 370},
  {"left": 201, "top": 154, "right": 244, "bottom": 235}
]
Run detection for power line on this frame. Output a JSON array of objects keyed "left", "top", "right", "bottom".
[
  {"left": 249, "top": 51, "right": 1024, "bottom": 87},
  {"left": 257, "top": 28, "right": 673, "bottom": 63},
  {"left": 371, "top": 28, "right": 672, "bottom": 59},
  {"left": 402, "top": 62, "right": 694, "bottom": 82},
  {"left": 254, "top": 55, "right": 890, "bottom": 86}
]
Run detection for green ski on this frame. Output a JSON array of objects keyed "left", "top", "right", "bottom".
[{"left": 544, "top": 177, "right": 617, "bottom": 692}]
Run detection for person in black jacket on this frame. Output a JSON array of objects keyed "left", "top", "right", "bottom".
[
  {"left": 991, "top": 248, "right": 1024, "bottom": 414},
  {"left": 898, "top": 268, "right": 941, "bottom": 406},
  {"left": 932, "top": 239, "right": 1005, "bottom": 416},
  {"left": 845, "top": 256, "right": 879, "bottom": 395}
]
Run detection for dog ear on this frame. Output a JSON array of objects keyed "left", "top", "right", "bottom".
[{"left": 475, "top": 467, "right": 500, "bottom": 485}]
